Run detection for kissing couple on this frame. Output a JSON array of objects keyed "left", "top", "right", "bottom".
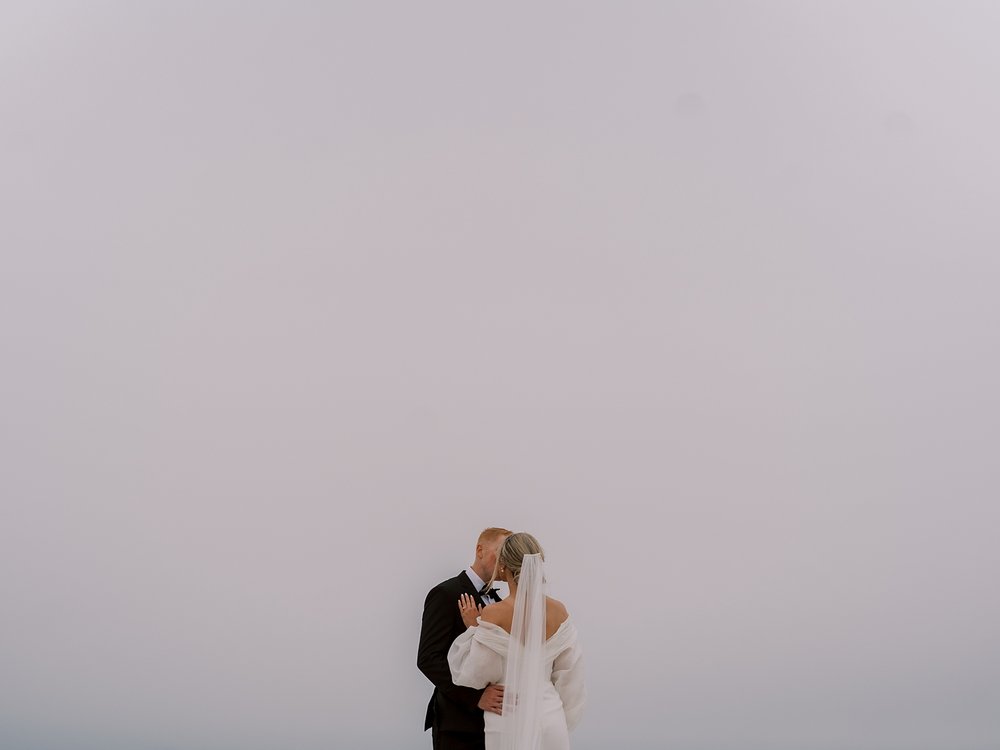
[{"left": 418, "top": 528, "right": 585, "bottom": 750}]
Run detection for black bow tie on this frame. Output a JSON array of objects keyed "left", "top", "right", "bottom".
[{"left": 479, "top": 585, "right": 501, "bottom": 601}]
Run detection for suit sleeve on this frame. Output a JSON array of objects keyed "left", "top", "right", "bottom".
[{"left": 417, "top": 585, "right": 485, "bottom": 710}]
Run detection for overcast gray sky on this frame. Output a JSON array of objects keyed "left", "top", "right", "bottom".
[{"left": 2, "top": 2, "right": 999, "bottom": 749}]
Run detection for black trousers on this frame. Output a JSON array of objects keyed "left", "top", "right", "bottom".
[{"left": 431, "top": 727, "right": 485, "bottom": 750}]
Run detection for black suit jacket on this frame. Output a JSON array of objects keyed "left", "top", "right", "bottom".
[{"left": 418, "top": 570, "right": 496, "bottom": 733}]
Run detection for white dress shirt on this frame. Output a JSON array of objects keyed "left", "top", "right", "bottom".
[{"left": 464, "top": 566, "right": 502, "bottom": 603}]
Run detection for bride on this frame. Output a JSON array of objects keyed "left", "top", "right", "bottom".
[{"left": 448, "top": 532, "right": 585, "bottom": 750}]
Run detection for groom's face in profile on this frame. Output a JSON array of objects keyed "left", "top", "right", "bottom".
[{"left": 477, "top": 534, "right": 509, "bottom": 581}]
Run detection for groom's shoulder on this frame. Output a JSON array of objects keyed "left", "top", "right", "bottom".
[{"left": 425, "top": 571, "right": 467, "bottom": 597}]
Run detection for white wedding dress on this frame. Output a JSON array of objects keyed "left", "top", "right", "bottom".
[{"left": 448, "top": 614, "right": 585, "bottom": 750}]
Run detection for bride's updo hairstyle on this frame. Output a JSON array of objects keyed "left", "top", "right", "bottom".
[{"left": 489, "top": 532, "right": 544, "bottom": 588}]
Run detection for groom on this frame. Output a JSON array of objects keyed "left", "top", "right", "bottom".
[{"left": 418, "top": 527, "right": 512, "bottom": 750}]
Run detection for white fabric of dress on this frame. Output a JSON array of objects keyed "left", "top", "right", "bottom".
[{"left": 448, "top": 616, "right": 585, "bottom": 750}]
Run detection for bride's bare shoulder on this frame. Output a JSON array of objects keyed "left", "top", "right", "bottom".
[
  {"left": 480, "top": 601, "right": 512, "bottom": 627},
  {"left": 546, "top": 597, "right": 569, "bottom": 626}
]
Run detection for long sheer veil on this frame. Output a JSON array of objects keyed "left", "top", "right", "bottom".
[{"left": 500, "top": 552, "right": 546, "bottom": 750}]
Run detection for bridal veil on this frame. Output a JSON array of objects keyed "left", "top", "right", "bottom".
[{"left": 500, "top": 552, "right": 546, "bottom": 750}]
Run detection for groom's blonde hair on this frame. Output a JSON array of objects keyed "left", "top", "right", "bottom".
[{"left": 478, "top": 527, "right": 513, "bottom": 545}]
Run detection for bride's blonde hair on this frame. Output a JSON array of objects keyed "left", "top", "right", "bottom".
[{"left": 488, "top": 532, "right": 544, "bottom": 588}]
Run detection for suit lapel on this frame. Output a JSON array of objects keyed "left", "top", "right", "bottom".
[{"left": 459, "top": 569, "right": 489, "bottom": 608}]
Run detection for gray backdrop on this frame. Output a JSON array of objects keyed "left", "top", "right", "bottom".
[{"left": 2, "top": 2, "right": 998, "bottom": 749}]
